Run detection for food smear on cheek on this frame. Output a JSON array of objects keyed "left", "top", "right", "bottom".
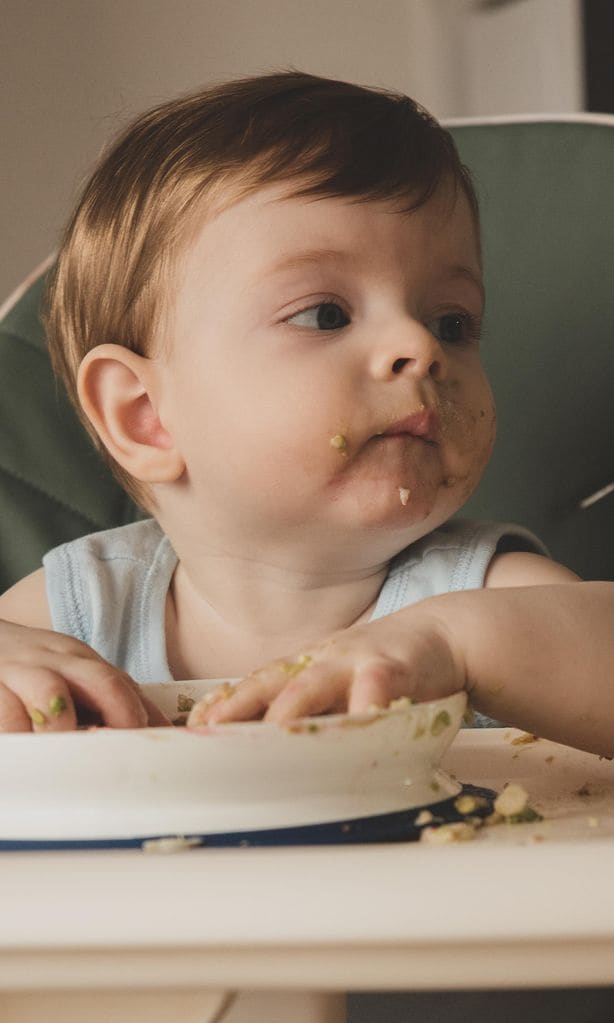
[
  {"left": 437, "top": 388, "right": 496, "bottom": 495},
  {"left": 399, "top": 487, "right": 411, "bottom": 506}
]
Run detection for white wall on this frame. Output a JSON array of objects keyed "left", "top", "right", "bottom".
[{"left": 1, "top": 0, "right": 583, "bottom": 302}]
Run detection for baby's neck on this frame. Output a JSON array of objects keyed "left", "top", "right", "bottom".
[{"left": 165, "top": 553, "right": 387, "bottom": 680}]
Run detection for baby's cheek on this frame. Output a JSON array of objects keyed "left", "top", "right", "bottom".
[{"left": 439, "top": 387, "right": 496, "bottom": 478}]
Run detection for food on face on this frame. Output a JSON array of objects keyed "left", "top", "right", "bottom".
[
  {"left": 399, "top": 487, "right": 410, "bottom": 506},
  {"left": 28, "top": 707, "right": 47, "bottom": 726},
  {"left": 329, "top": 434, "right": 347, "bottom": 452}
]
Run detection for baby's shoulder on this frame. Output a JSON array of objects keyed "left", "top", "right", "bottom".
[
  {"left": 46, "top": 518, "right": 166, "bottom": 567},
  {"left": 0, "top": 567, "right": 51, "bottom": 628}
]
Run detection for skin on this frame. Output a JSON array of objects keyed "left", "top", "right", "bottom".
[{"left": 0, "top": 178, "right": 588, "bottom": 737}]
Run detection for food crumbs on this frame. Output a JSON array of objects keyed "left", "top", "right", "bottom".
[
  {"left": 330, "top": 434, "right": 347, "bottom": 452},
  {"left": 494, "top": 783, "right": 529, "bottom": 817},
  {"left": 177, "top": 694, "right": 195, "bottom": 713},
  {"left": 507, "top": 806, "right": 543, "bottom": 824},
  {"left": 281, "top": 653, "right": 313, "bottom": 678},
  {"left": 415, "top": 810, "right": 435, "bottom": 826},
  {"left": 510, "top": 732, "right": 540, "bottom": 746},
  {"left": 494, "top": 783, "right": 542, "bottom": 822},
  {"left": 420, "top": 822, "right": 476, "bottom": 844},
  {"left": 431, "top": 710, "right": 451, "bottom": 736},
  {"left": 29, "top": 708, "right": 47, "bottom": 726},
  {"left": 389, "top": 696, "right": 413, "bottom": 711},
  {"left": 49, "top": 695, "right": 67, "bottom": 716},
  {"left": 454, "top": 794, "right": 488, "bottom": 815},
  {"left": 399, "top": 487, "right": 410, "bottom": 506}
]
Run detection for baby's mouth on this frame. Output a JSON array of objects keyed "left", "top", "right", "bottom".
[{"left": 376, "top": 409, "right": 439, "bottom": 445}]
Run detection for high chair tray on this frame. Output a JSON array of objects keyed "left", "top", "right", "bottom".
[{"left": 2, "top": 730, "right": 614, "bottom": 994}]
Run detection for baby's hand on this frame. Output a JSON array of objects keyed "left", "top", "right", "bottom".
[
  {"left": 187, "top": 606, "right": 467, "bottom": 726},
  {"left": 0, "top": 619, "right": 171, "bottom": 731}
]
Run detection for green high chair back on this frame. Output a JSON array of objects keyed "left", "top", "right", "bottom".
[
  {"left": 451, "top": 116, "right": 613, "bottom": 582},
  {"left": 0, "top": 117, "right": 612, "bottom": 593}
]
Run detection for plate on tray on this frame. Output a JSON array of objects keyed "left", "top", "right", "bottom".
[{"left": 0, "top": 683, "right": 482, "bottom": 848}]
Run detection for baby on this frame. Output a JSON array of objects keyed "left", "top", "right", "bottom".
[{"left": 0, "top": 70, "right": 612, "bottom": 753}]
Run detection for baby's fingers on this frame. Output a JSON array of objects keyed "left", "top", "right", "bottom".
[
  {"left": 0, "top": 671, "right": 77, "bottom": 732},
  {"left": 347, "top": 658, "right": 412, "bottom": 715},
  {"left": 63, "top": 660, "right": 150, "bottom": 728},
  {"left": 188, "top": 678, "right": 277, "bottom": 726},
  {"left": 263, "top": 664, "right": 348, "bottom": 723}
]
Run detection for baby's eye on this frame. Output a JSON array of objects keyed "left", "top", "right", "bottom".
[
  {"left": 285, "top": 302, "right": 350, "bottom": 332},
  {"left": 428, "top": 313, "right": 481, "bottom": 345}
]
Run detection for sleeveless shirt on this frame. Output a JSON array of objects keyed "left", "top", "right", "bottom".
[{"left": 43, "top": 517, "right": 547, "bottom": 726}]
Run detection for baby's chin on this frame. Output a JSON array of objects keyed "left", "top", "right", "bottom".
[{"left": 325, "top": 478, "right": 462, "bottom": 537}]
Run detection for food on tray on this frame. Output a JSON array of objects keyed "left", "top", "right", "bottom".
[
  {"left": 510, "top": 732, "right": 540, "bottom": 746},
  {"left": 420, "top": 821, "right": 476, "bottom": 844},
  {"left": 454, "top": 793, "right": 489, "bottom": 815}
]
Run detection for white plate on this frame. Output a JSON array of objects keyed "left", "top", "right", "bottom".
[{"left": 1, "top": 681, "right": 466, "bottom": 842}]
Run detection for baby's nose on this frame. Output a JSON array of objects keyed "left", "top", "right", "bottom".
[{"left": 370, "top": 321, "right": 447, "bottom": 382}]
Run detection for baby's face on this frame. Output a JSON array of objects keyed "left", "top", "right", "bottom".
[{"left": 159, "top": 179, "right": 495, "bottom": 556}]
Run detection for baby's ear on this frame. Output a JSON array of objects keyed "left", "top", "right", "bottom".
[{"left": 77, "top": 344, "right": 185, "bottom": 483}]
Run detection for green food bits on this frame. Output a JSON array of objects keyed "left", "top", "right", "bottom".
[
  {"left": 49, "top": 695, "right": 67, "bottom": 716},
  {"left": 330, "top": 434, "right": 347, "bottom": 451},
  {"left": 29, "top": 708, "right": 47, "bottom": 726},
  {"left": 507, "top": 806, "right": 543, "bottom": 824},
  {"left": 431, "top": 710, "right": 451, "bottom": 736}
]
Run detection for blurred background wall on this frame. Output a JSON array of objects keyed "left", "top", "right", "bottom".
[{"left": 0, "top": 0, "right": 588, "bottom": 301}]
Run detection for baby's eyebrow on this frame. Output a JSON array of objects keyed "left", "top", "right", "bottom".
[
  {"left": 259, "top": 248, "right": 356, "bottom": 278},
  {"left": 255, "top": 250, "right": 484, "bottom": 304},
  {"left": 445, "top": 265, "right": 485, "bottom": 305}
]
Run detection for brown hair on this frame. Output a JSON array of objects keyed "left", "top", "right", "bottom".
[{"left": 44, "top": 69, "right": 478, "bottom": 502}]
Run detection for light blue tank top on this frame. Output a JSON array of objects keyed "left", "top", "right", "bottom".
[{"left": 43, "top": 518, "right": 546, "bottom": 725}]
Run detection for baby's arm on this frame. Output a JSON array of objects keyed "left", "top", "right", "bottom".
[
  {"left": 189, "top": 552, "right": 614, "bottom": 757},
  {"left": 427, "top": 580, "right": 614, "bottom": 756},
  {"left": 0, "top": 568, "right": 169, "bottom": 731}
]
